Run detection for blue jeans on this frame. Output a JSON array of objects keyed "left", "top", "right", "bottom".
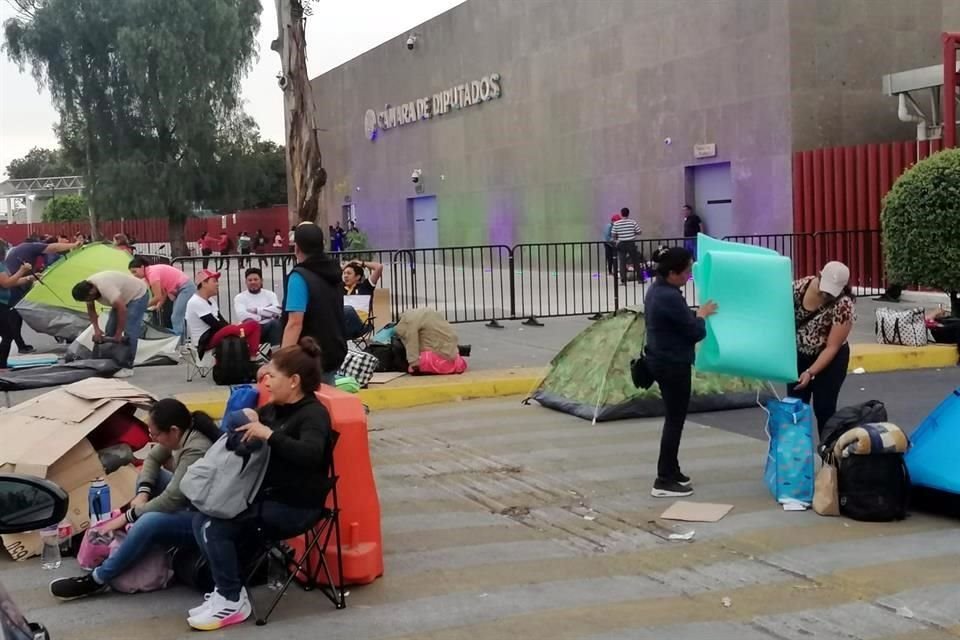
[
  {"left": 92, "top": 470, "right": 196, "bottom": 584},
  {"left": 260, "top": 318, "right": 283, "bottom": 346},
  {"left": 193, "top": 502, "right": 322, "bottom": 601},
  {"left": 344, "top": 306, "right": 366, "bottom": 338},
  {"left": 104, "top": 293, "right": 150, "bottom": 368},
  {"left": 171, "top": 283, "right": 197, "bottom": 337}
]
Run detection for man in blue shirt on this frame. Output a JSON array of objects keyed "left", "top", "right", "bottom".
[
  {"left": 4, "top": 236, "right": 81, "bottom": 352},
  {"left": 282, "top": 223, "right": 347, "bottom": 384}
]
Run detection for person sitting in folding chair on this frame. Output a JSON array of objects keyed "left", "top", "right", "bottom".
[
  {"left": 188, "top": 337, "right": 333, "bottom": 631},
  {"left": 185, "top": 270, "right": 261, "bottom": 363},
  {"left": 233, "top": 268, "right": 282, "bottom": 347},
  {"left": 341, "top": 260, "right": 383, "bottom": 339}
]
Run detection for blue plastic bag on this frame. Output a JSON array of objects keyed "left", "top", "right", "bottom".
[
  {"left": 221, "top": 384, "right": 259, "bottom": 431},
  {"left": 763, "top": 397, "right": 815, "bottom": 504}
]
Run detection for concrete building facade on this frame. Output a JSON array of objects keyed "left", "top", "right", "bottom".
[{"left": 311, "top": 0, "right": 960, "bottom": 249}]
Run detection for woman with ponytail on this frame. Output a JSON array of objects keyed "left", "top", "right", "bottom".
[
  {"left": 188, "top": 337, "right": 333, "bottom": 631},
  {"left": 50, "top": 399, "right": 218, "bottom": 601}
]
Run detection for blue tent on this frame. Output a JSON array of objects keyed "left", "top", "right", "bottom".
[{"left": 906, "top": 387, "right": 960, "bottom": 494}]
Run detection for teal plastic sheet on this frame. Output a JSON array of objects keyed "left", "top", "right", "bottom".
[{"left": 693, "top": 234, "right": 797, "bottom": 382}]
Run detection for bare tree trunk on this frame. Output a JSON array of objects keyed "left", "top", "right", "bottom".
[
  {"left": 83, "top": 116, "right": 99, "bottom": 240},
  {"left": 168, "top": 209, "right": 188, "bottom": 257},
  {"left": 275, "top": 0, "right": 325, "bottom": 226}
]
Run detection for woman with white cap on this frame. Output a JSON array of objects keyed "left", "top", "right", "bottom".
[{"left": 789, "top": 261, "right": 855, "bottom": 436}]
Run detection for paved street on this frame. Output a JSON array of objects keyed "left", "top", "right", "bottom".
[{"left": 5, "top": 386, "right": 960, "bottom": 640}]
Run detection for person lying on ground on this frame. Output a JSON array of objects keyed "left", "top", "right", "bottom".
[
  {"left": 129, "top": 256, "right": 195, "bottom": 337},
  {"left": 233, "top": 268, "right": 282, "bottom": 346},
  {"left": 50, "top": 399, "right": 219, "bottom": 600},
  {"left": 72, "top": 271, "right": 150, "bottom": 377},
  {"left": 341, "top": 260, "right": 383, "bottom": 338},
  {"left": 186, "top": 269, "right": 260, "bottom": 359},
  {"left": 187, "top": 338, "right": 332, "bottom": 631},
  {"left": 395, "top": 307, "right": 462, "bottom": 373}
]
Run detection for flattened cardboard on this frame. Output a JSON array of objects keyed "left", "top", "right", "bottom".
[
  {"left": 0, "top": 380, "right": 153, "bottom": 560},
  {"left": 2, "top": 465, "right": 138, "bottom": 561},
  {"left": 660, "top": 501, "right": 734, "bottom": 523}
]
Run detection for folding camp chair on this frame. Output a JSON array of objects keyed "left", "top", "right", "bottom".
[
  {"left": 345, "top": 295, "right": 376, "bottom": 350},
  {"left": 180, "top": 321, "right": 214, "bottom": 381},
  {"left": 243, "top": 431, "right": 345, "bottom": 625}
]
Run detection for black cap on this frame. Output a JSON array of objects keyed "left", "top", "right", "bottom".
[{"left": 294, "top": 222, "right": 325, "bottom": 255}]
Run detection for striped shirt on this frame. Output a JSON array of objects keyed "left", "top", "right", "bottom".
[{"left": 612, "top": 218, "right": 641, "bottom": 242}]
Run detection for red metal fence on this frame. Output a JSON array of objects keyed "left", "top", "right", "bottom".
[
  {"left": 792, "top": 139, "right": 945, "bottom": 292},
  {"left": 0, "top": 205, "right": 289, "bottom": 247}
]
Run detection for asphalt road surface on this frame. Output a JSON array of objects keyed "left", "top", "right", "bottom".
[{"left": 693, "top": 367, "right": 960, "bottom": 440}]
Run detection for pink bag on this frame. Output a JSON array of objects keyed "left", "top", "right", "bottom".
[
  {"left": 76, "top": 510, "right": 123, "bottom": 570},
  {"left": 417, "top": 351, "right": 467, "bottom": 375}
]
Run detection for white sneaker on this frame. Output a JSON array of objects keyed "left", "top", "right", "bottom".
[
  {"left": 188, "top": 590, "right": 216, "bottom": 618},
  {"left": 187, "top": 588, "right": 251, "bottom": 631},
  {"left": 114, "top": 368, "right": 134, "bottom": 379}
]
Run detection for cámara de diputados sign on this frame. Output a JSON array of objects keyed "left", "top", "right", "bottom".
[{"left": 364, "top": 73, "right": 501, "bottom": 140}]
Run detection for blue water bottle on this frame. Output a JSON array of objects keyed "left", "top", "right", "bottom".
[{"left": 88, "top": 478, "right": 111, "bottom": 525}]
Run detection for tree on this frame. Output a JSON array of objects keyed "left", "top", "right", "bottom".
[
  {"left": 5, "top": 146, "right": 78, "bottom": 179},
  {"left": 43, "top": 194, "right": 87, "bottom": 222},
  {"left": 881, "top": 148, "right": 960, "bottom": 316},
  {"left": 275, "top": 0, "right": 325, "bottom": 223},
  {"left": 4, "top": 0, "right": 261, "bottom": 255},
  {"left": 202, "top": 114, "right": 288, "bottom": 212}
]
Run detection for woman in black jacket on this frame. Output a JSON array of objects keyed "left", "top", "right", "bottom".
[
  {"left": 188, "top": 337, "right": 333, "bottom": 632},
  {"left": 644, "top": 247, "right": 717, "bottom": 498}
]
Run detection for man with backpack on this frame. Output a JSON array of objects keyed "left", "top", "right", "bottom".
[
  {"left": 185, "top": 270, "right": 261, "bottom": 368},
  {"left": 281, "top": 223, "right": 347, "bottom": 384}
]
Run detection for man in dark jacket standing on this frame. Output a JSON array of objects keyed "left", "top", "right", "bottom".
[
  {"left": 281, "top": 222, "right": 347, "bottom": 384},
  {"left": 644, "top": 247, "right": 717, "bottom": 498}
]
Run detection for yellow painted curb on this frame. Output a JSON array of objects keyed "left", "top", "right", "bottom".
[
  {"left": 849, "top": 343, "right": 958, "bottom": 373},
  {"left": 177, "top": 345, "right": 955, "bottom": 416}
]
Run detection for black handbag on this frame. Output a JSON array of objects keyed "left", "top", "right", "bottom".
[{"left": 630, "top": 329, "right": 655, "bottom": 390}]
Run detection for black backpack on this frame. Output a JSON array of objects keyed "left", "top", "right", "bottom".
[
  {"left": 837, "top": 453, "right": 910, "bottom": 522},
  {"left": 212, "top": 336, "right": 254, "bottom": 385},
  {"left": 365, "top": 336, "right": 408, "bottom": 372}
]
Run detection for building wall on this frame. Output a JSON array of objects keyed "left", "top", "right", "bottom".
[
  {"left": 313, "top": 0, "right": 799, "bottom": 248},
  {"left": 789, "top": 0, "right": 960, "bottom": 151}
]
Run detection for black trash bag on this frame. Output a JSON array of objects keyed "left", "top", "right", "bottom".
[
  {"left": 365, "top": 336, "right": 408, "bottom": 372},
  {"left": 819, "top": 400, "right": 888, "bottom": 459},
  {"left": 93, "top": 340, "right": 132, "bottom": 368}
]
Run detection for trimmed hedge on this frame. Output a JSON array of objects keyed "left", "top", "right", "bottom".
[{"left": 881, "top": 148, "right": 960, "bottom": 312}]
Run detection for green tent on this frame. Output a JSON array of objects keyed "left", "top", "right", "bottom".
[
  {"left": 526, "top": 308, "right": 771, "bottom": 422},
  {"left": 16, "top": 243, "right": 133, "bottom": 339}
]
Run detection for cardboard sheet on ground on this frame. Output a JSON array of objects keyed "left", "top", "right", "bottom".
[
  {"left": 693, "top": 234, "right": 797, "bottom": 382},
  {"left": 0, "top": 380, "right": 153, "bottom": 560},
  {"left": 660, "top": 501, "right": 734, "bottom": 523},
  {"left": 368, "top": 372, "right": 407, "bottom": 385}
]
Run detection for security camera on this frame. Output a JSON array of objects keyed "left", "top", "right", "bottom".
[
  {"left": 411, "top": 169, "right": 422, "bottom": 184},
  {"left": 406, "top": 34, "right": 417, "bottom": 50},
  {"left": 663, "top": 137, "right": 672, "bottom": 146},
  {"left": 276, "top": 72, "right": 288, "bottom": 90}
]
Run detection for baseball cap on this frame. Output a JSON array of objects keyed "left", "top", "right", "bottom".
[
  {"left": 819, "top": 261, "right": 850, "bottom": 297},
  {"left": 610, "top": 213, "right": 622, "bottom": 222},
  {"left": 294, "top": 222, "right": 326, "bottom": 255},
  {"left": 194, "top": 269, "right": 221, "bottom": 286}
]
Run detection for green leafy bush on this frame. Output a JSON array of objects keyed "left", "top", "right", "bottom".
[
  {"left": 881, "top": 148, "right": 960, "bottom": 314},
  {"left": 43, "top": 194, "right": 87, "bottom": 222}
]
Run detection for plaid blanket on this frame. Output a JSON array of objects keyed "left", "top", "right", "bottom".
[{"left": 833, "top": 422, "right": 909, "bottom": 458}]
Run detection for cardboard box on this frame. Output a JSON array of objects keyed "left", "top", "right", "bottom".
[{"left": 0, "top": 379, "right": 155, "bottom": 561}]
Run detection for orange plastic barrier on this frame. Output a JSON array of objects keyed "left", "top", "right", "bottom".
[{"left": 256, "top": 378, "right": 384, "bottom": 585}]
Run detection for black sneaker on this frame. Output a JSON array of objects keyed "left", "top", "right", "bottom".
[
  {"left": 674, "top": 471, "right": 692, "bottom": 487},
  {"left": 50, "top": 574, "right": 108, "bottom": 600},
  {"left": 651, "top": 478, "right": 694, "bottom": 498},
  {"left": 18, "top": 345, "right": 36, "bottom": 354}
]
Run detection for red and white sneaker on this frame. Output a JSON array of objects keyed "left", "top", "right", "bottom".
[{"left": 187, "top": 588, "right": 251, "bottom": 631}]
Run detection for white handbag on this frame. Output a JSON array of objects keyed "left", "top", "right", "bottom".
[{"left": 875, "top": 307, "right": 927, "bottom": 347}]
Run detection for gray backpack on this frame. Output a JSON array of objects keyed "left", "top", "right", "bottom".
[{"left": 180, "top": 434, "right": 270, "bottom": 519}]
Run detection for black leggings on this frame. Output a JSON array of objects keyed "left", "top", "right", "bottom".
[
  {"left": 0, "top": 305, "right": 17, "bottom": 368},
  {"left": 651, "top": 361, "right": 692, "bottom": 481},
  {"left": 787, "top": 343, "right": 850, "bottom": 438}
]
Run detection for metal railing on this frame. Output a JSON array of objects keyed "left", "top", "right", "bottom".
[{"left": 170, "top": 230, "right": 884, "bottom": 325}]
